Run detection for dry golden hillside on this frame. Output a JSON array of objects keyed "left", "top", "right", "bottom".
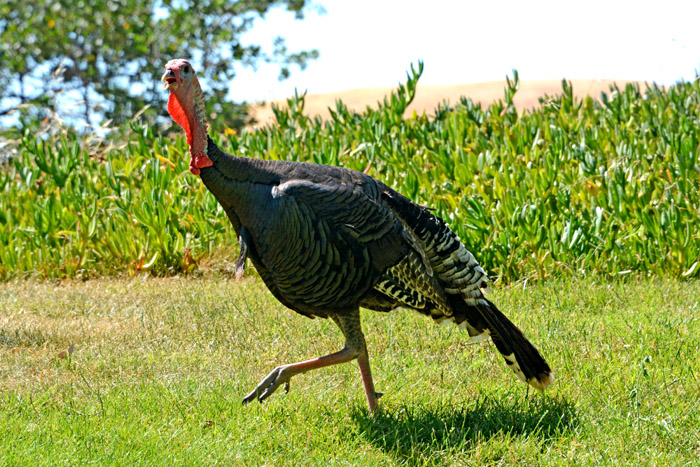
[{"left": 249, "top": 79, "right": 641, "bottom": 127}]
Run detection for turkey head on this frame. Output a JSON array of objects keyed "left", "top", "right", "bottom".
[{"left": 162, "top": 59, "right": 213, "bottom": 175}]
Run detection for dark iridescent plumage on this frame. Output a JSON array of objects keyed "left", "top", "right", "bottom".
[
  {"left": 201, "top": 137, "right": 553, "bottom": 398},
  {"left": 163, "top": 59, "right": 552, "bottom": 413}
]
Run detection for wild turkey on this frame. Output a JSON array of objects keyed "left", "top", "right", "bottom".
[{"left": 162, "top": 59, "right": 553, "bottom": 413}]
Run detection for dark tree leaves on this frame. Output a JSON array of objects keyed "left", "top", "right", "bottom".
[{"left": 0, "top": 0, "right": 319, "bottom": 131}]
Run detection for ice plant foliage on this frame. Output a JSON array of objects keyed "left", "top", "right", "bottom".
[{"left": 1, "top": 68, "right": 699, "bottom": 281}]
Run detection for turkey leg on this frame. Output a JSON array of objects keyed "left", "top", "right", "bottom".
[{"left": 242, "top": 309, "right": 381, "bottom": 413}]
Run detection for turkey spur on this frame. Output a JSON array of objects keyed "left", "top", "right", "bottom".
[{"left": 162, "top": 59, "right": 553, "bottom": 413}]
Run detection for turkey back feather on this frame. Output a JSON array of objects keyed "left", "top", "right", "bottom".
[
  {"left": 379, "top": 185, "right": 553, "bottom": 390},
  {"left": 200, "top": 135, "right": 552, "bottom": 389},
  {"left": 200, "top": 137, "right": 408, "bottom": 317}
]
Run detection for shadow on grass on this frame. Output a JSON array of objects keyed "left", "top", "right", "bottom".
[{"left": 351, "top": 394, "right": 577, "bottom": 463}]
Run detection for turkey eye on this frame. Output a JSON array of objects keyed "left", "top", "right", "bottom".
[{"left": 183, "top": 66, "right": 190, "bottom": 74}]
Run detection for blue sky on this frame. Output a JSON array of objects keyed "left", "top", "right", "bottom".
[{"left": 229, "top": 0, "right": 700, "bottom": 102}]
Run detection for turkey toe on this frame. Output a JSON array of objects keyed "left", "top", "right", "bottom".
[{"left": 242, "top": 365, "right": 292, "bottom": 404}]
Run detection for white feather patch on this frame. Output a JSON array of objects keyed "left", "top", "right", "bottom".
[
  {"left": 468, "top": 332, "right": 490, "bottom": 343},
  {"left": 504, "top": 353, "right": 527, "bottom": 383},
  {"left": 528, "top": 372, "right": 555, "bottom": 391}
]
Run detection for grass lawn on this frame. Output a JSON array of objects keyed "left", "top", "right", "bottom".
[{"left": 1, "top": 275, "right": 698, "bottom": 465}]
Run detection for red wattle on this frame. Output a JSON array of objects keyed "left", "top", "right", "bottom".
[
  {"left": 194, "top": 155, "right": 214, "bottom": 169},
  {"left": 168, "top": 94, "right": 192, "bottom": 145},
  {"left": 189, "top": 159, "right": 201, "bottom": 175}
]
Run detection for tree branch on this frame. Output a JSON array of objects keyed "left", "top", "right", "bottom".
[{"left": 0, "top": 95, "right": 47, "bottom": 117}]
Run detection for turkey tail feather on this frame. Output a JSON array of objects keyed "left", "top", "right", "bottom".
[{"left": 473, "top": 297, "right": 553, "bottom": 391}]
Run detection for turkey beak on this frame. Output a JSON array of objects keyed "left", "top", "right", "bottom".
[{"left": 162, "top": 69, "right": 177, "bottom": 90}]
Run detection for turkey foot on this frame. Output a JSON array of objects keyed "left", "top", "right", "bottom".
[
  {"left": 242, "top": 365, "right": 293, "bottom": 403},
  {"left": 242, "top": 346, "right": 359, "bottom": 405}
]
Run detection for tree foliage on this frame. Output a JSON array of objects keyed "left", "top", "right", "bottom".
[{"left": 0, "top": 0, "right": 318, "bottom": 131}]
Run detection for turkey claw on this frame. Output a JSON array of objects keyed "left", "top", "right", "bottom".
[{"left": 242, "top": 365, "right": 292, "bottom": 404}]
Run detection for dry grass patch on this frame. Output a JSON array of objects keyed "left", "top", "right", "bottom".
[{"left": 1, "top": 276, "right": 699, "bottom": 465}]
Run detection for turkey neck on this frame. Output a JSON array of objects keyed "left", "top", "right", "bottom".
[
  {"left": 198, "top": 136, "right": 283, "bottom": 234},
  {"left": 178, "top": 84, "right": 281, "bottom": 231}
]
